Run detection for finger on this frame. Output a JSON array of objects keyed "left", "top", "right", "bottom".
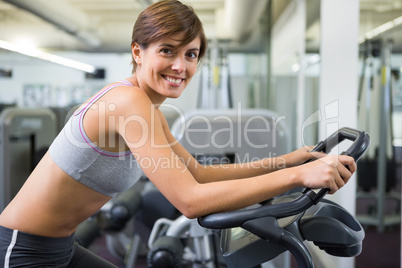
[
  {"left": 328, "top": 181, "right": 339, "bottom": 194},
  {"left": 310, "top": 151, "right": 327, "bottom": 159},
  {"left": 327, "top": 167, "right": 341, "bottom": 194},
  {"left": 335, "top": 168, "right": 347, "bottom": 188},
  {"left": 303, "top": 146, "right": 327, "bottom": 161},
  {"left": 303, "top": 145, "right": 314, "bottom": 152},
  {"left": 339, "top": 155, "right": 357, "bottom": 174},
  {"left": 337, "top": 160, "right": 354, "bottom": 185},
  {"left": 348, "top": 158, "right": 357, "bottom": 174}
]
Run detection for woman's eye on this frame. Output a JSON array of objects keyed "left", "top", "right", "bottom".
[
  {"left": 187, "top": 52, "right": 198, "bottom": 59},
  {"left": 161, "top": 48, "right": 172, "bottom": 54}
]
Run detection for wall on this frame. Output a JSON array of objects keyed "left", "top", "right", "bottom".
[
  {"left": 0, "top": 51, "right": 266, "bottom": 114},
  {"left": 0, "top": 52, "right": 132, "bottom": 106}
]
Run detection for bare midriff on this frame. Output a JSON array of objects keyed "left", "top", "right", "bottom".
[{"left": 0, "top": 152, "right": 112, "bottom": 238}]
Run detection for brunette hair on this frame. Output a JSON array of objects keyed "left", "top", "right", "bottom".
[{"left": 131, "top": 0, "right": 207, "bottom": 73}]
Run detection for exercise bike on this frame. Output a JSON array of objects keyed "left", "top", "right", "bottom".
[{"left": 148, "top": 127, "right": 370, "bottom": 268}]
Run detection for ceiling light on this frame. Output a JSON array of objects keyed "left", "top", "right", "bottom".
[
  {"left": 0, "top": 39, "right": 96, "bottom": 73},
  {"left": 291, "top": 63, "right": 300, "bottom": 72},
  {"left": 359, "top": 15, "right": 402, "bottom": 43}
]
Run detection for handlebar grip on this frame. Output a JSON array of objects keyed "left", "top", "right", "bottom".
[
  {"left": 198, "top": 127, "right": 370, "bottom": 228},
  {"left": 310, "top": 127, "right": 370, "bottom": 162},
  {"left": 304, "top": 127, "right": 370, "bottom": 204}
]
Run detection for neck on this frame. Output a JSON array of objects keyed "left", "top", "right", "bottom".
[{"left": 128, "top": 73, "right": 167, "bottom": 107}]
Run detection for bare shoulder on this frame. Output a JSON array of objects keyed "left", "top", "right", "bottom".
[
  {"left": 105, "top": 85, "right": 153, "bottom": 114},
  {"left": 104, "top": 86, "right": 163, "bottom": 146}
]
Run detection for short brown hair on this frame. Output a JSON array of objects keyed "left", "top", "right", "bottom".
[{"left": 131, "top": 0, "right": 207, "bottom": 73}]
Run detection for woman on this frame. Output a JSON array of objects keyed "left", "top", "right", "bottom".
[{"left": 0, "top": 0, "right": 356, "bottom": 267}]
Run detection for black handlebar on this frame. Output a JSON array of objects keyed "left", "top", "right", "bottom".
[
  {"left": 303, "top": 127, "right": 370, "bottom": 204},
  {"left": 198, "top": 127, "right": 370, "bottom": 229},
  {"left": 311, "top": 127, "right": 369, "bottom": 162}
]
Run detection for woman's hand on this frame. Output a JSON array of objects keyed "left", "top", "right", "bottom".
[
  {"left": 294, "top": 154, "right": 357, "bottom": 194},
  {"left": 281, "top": 146, "right": 326, "bottom": 168}
]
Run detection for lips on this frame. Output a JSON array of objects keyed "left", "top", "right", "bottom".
[{"left": 162, "top": 75, "right": 184, "bottom": 85}]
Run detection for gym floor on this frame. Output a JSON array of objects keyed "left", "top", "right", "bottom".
[
  {"left": 354, "top": 190, "right": 401, "bottom": 268},
  {"left": 355, "top": 225, "right": 400, "bottom": 268}
]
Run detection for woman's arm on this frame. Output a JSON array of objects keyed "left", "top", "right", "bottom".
[
  {"left": 117, "top": 91, "right": 355, "bottom": 219},
  {"left": 157, "top": 109, "right": 321, "bottom": 183}
]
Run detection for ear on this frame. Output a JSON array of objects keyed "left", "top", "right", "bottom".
[{"left": 131, "top": 43, "right": 142, "bottom": 65}]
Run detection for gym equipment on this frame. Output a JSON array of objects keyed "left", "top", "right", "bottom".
[
  {"left": 198, "top": 127, "right": 370, "bottom": 268},
  {"left": 0, "top": 107, "right": 57, "bottom": 211},
  {"left": 75, "top": 184, "right": 143, "bottom": 248},
  {"left": 49, "top": 106, "right": 76, "bottom": 132},
  {"left": 197, "top": 41, "right": 233, "bottom": 109},
  {"left": 75, "top": 179, "right": 179, "bottom": 268},
  {"left": 357, "top": 39, "right": 400, "bottom": 232},
  {"left": 170, "top": 108, "right": 290, "bottom": 162},
  {"left": 76, "top": 108, "right": 290, "bottom": 267},
  {"left": 147, "top": 108, "right": 291, "bottom": 268},
  {"left": 147, "top": 215, "right": 222, "bottom": 268},
  {"left": 0, "top": 103, "right": 16, "bottom": 114}
]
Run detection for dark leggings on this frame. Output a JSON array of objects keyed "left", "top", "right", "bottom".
[{"left": 0, "top": 225, "right": 117, "bottom": 268}]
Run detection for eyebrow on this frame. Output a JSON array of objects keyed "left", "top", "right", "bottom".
[{"left": 159, "top": 43, "right": 200, "bottom": 51}]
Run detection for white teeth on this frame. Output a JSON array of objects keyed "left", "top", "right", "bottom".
[{"left": 165, "top": 76, "right": 182, "bottom": 84}]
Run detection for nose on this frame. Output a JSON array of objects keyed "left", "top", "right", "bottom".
[{"left": 171, "top": 56, "right": 185, "bottom": 73}]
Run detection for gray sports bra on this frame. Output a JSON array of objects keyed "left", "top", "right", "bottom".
[{"left": 49, "top": 80, "right": 143, "bottom": 197}]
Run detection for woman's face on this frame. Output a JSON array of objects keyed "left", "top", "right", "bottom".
[{"left": 133, "top": 32, "right": 201, "bottom": 103}]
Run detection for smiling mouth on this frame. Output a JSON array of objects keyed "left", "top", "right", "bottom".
[{"left": 163, "top": 75, "right": 184, "bottom": 85}]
